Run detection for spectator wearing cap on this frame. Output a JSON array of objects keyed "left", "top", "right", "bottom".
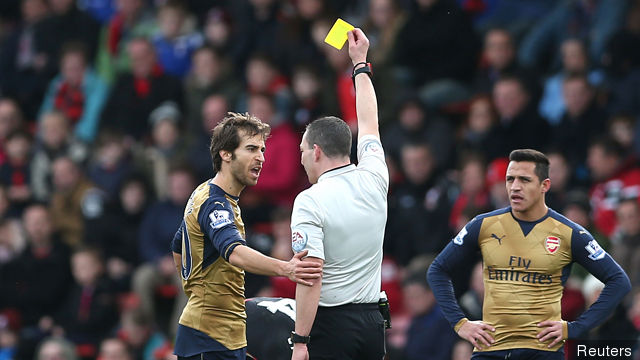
[{"left": 139, "top": 101, "right": 186, "bottom": 200}]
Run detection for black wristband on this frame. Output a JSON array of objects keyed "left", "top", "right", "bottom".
[
  {"left": 352, "top": 62, "right": 373, "bottom": 87},
  {"left": 353, "top": 61, "right": 368, "bottom": 71},
  {"left": 290, "top": 331, "right": 310, "bottom": 344}
]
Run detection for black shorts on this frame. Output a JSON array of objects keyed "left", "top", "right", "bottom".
[
  {"left": 471, "top": 348, "right": 564, "bottom": 360},
  {"left": 308, "top": 303, "right": 386, "bottom": 360}
]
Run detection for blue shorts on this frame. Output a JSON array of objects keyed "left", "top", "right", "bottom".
[
  {"left": 471, "top": 348, "right": 564, "bottom": 360},
  {"left": 177, "top": 348, "right": 246, "bottom": 360}
]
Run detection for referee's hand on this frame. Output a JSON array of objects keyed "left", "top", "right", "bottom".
[
  {"left": 457, "top": 320, "right": 495, "bottom": 350},
  {"left": 286, "top": 250, "right": 322, "bottom": 286}
]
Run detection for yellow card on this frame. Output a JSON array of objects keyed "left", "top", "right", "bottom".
[{"left": 324, "top": 18, "right": 354, "bottom": 50}]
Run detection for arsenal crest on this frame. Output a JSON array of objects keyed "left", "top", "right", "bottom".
[{"left": 545, "top": 236, "right": 560, "bottom": 254}]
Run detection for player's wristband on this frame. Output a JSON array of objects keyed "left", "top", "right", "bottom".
[{"left": 290, "top": 332, "right": 310, "bottom": 344}]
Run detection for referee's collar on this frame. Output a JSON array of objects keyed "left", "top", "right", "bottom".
[{"left": 318, "top": 163, "right": 355, "bottom": 182}]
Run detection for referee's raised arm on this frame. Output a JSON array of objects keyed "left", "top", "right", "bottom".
[{"left": 348, "top": 29, "right": 380, "bottom": 141}]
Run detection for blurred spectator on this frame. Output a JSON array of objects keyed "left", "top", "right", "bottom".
[
  {"left": 34, "top": 0, "right": 101, "bottom": 76},
  {"left": 474, "top": 27, "right": 537, "bottom": 96},
  {"left": 562, "top": 189, "right": 609, "bottom": 255},
  {"left": 35, "top": 337, "right": 78, "bottom": 360},
  {"left": 117, "top": 306, "right": 172, "bottom": 360},
  {"left": 202, "top": 7, "right": 238, "bottom": 64},
  {"left": 0, "top": 0, "right": 50, "bottom": 120},
  {"left": 78, "top": 0, "right": 117, "bottom": 24},
  {"left": 607, "top": 115, "right": 637, "bottom": 158},
  {"left": 382, "top": 97, "right": 454, "bottom": 169},
  {"left": 518, "top": 0, "right": 628, "bottom": 71},
  {"left": 459, "top": 261, "right": 483, "bottom": 320},
  {"left": 290, "top": 64, "right": 335, "bottom": 131},
  {"left": 151, "top": 1, "right": 203, "bottom": 78},
  {"left": 183, "top": 46, "right": 240, "bottom": 140},
  {"left": 98, "top": 337, "right": 133, "bottom": 360},
  {"left": 603, "top": 3, "right": 640, "bottom": 118},
  {"left": 449, "top": 155, "right": 489, "bottom": 230},
  {"left": 0, "top": 211, "right": 26, "bottom": 266},
  {"left": 0, "top": 130, "right": 32, "bottom": 215},
  {"left": 539, "top": 38, "right": 605, "bottom": 125},
  {"left": 186, "top": 94, "right": 227, "bottom": 182},
  {"left": 0, "top": 323, "right": 17, "bottom": 360},
  {"left": 0, "top": 99, "right": 24, "bottom": 164},
  {"left": 610, "top": 198, "right": 640, "bottom": 285},
  {"left": 31, "top": 111, "right": 89, "bottom": 202},
  {"left": 132, "top": 165, "right": 193, "bottom": 336},
  {"left": 53, "top": 247, "right": 118, "bottom": 356},
  {"left": 363, "top": 0, "right": 406, "bottom": 69},
  {"left": 587, "top": 137, "right": 640, "bottom": 237},
  {"left": 237, "top": 53, "right": 292, "bottom": 122},
  {"left": 96, "top": 0, "right": 156, "bottom": 82},
  {"left": 485, "top": 157, "right": 509, "bottom": 209},
  {"left": 85, "top": 174, "right": 151, "bottom": 291},
  {"left": 323, "top": 45, "right": 357, "bottom": 133},
  {"left": 87, "top": 130, "right": 134, "bottom": 200},
  {"left": 39, "top": 42, "right": 109, "bottom": 142},
  {"left": 460, "top": 95, "right": 501, "bottom": 162},
  {"left": 492, "top": 76, "right": 549, "bottom": 156},
  {"left": 385, "top": 142, "right": 455, "bottom": 265},
  {"left": 264, "top": 207, "right": 296, "bottom": 299},
  {"left": 50, "top": 156, "right": 105, "bottom": 248},
  {"left": 402, "top": 270, "right": 457, "bottom": 360},
  {"left": 248, "top": 94, "right": 302, "bottom": 207},
  {"left": 101, "top": 37, "right": 183, "bottom": 141},
  {"left": 7, "top": 205, "right": 72, "bottom": 360},
  {"left": 551, "top": 74, "right": 607, "bottom": 172},
  {"left": 546, "top": 151, "right": 573, "bottom": 211},
  {"left": 393, "top": 0, "right": 478, "bottom": 107},
  {"left": 140, "top": 101, "right": 186, "bottom": 200},
  {"left": 233, "top": 0, "right": 288, "bottom": 71}
]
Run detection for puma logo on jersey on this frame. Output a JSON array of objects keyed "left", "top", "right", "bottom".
[{"left": 491, "top": 233, "right": 506, "bottom": 245}]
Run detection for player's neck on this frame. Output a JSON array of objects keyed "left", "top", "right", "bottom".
[
  {"left": 512, "top": 202, "right": 548, "bottom": 222},
  {"left": 212, "top": 171, "right": 245, "bottom": 197}
]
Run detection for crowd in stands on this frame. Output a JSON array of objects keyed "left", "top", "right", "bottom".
[{"left": 0, "top": 0, "right": 640, "bottom": 359}]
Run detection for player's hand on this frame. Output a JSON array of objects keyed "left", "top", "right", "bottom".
[
  {"left": 347, "top": 28, "right": 369, "bottom": 65},
  {"left": 457, "top": 320, "right": 495, "bottom": 350},
  {"left": 291, "top": 343, "right": 309, "bottom": 360},
  {"left": 287, "top": 250, "right": 322, "bottom": 286},
  {"left": 537, "top": 320, "right": 565, "bottom": 348}
]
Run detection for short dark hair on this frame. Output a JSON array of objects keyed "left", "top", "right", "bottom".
[
  {"left": 509, "top": 149, "right": 550, "bottom": 181},
  {"left": 304, "top": 116, "right": 351, "bottom": 158},
  {"left": 590, "top": 136, "right": 626, "bottom": 159},
  {"left": 209, "top": 112, "right": 270, "bottom": 173}
]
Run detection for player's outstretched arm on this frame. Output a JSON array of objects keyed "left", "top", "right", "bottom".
[
  {"left": 228, "top": 246, "right": 322, "bottom": 286},
  {"left": 347, "top": 28, "right": 379, "bottom": 141}
]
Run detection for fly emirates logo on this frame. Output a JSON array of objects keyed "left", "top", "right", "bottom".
[{"left": 487, "top": 256, "right": 553, "bottom": 285}]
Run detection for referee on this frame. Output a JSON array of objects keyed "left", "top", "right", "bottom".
[{"left": 290, "top": 28, "right": 388, "bottom": 360}]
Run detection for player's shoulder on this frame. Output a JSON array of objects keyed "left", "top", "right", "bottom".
[
  {"left": 547, "top": 208, "right": 585, "bottom": 233},
  {"left": 293, "top": 186, "right": 321, "bottom": 206},
  {"left": 473, "top": 207, "right": 511, "bottom": 224}
]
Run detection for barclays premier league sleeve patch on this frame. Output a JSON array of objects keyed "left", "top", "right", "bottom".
[
  {"left": 209, "top": 210, "right": 232, "bottom": 229},
  {"left": 291, "top": 229, "right": 308, "bottom": 253},
  {"left": 585, "top": 239, "right": 605, "bottom": 260}
]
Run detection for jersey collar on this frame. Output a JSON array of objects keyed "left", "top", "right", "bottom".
[{"left": 318, "top": 164, "right": 355, "bottom": 183}]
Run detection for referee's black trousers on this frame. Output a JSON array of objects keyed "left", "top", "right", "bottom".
[{"left": 308, "top": 303, "right": 386, "bottom": 360}]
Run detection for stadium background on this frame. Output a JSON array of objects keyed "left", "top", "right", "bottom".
[{"left": 0, "top": 0, "right": 639, "bottom": 358}]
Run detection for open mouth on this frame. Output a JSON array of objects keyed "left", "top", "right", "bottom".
[{"left": 250, "top": 166, "right": 261, "bottom": 178}]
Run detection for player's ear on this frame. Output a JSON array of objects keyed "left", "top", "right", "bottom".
[
  {"left": 220, "top": 149, "right": 232, "bottom": 163},
  {"left": 541, "top": 178, "right": 551, "bottom": 193}
]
